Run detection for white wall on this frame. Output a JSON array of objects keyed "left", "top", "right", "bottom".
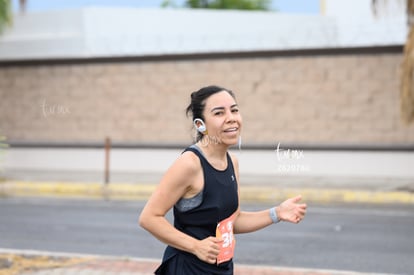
[{"left": 322, "top": 0, "right": 407, "bottom": 46}]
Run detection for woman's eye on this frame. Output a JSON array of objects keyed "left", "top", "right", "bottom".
[
  {"left": 214, "top": 111, "right": 223, "bottom": 116},
  {"left": 232, "top": 109, "right": 239, "bottom": 113}
]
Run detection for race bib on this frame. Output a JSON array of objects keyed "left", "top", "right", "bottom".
[{"left": 216, "top": 212, "right": 237, "bottom": 264}]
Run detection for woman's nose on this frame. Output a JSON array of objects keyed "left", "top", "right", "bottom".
[{"left": 226, "top": 110, "right": 236, "bottom": 122}]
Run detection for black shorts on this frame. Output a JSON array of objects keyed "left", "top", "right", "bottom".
[{"left": 155, "top": 248, "right": 233, "bottom": 275}]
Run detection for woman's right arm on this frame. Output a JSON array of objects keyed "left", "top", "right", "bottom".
[{"left": 138, "top": 151, "right": 222, "bottom": 264}]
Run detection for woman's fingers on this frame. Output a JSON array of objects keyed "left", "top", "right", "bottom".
[
  {"left": 195, "top": 236, "right": 223, "bottom": 264},
  {"left": 280, "top": 197, "right": 307, "bottom": 223}
]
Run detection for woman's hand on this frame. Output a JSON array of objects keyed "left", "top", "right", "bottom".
[
  {"left": 277, "top": 195, "right": 307, "bottom": 223},
  {"left": 193, "top": 236, "right": 223, "bottom": 264}
]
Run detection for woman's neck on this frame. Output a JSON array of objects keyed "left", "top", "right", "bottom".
[{"left": 196, "top": 138, "right": 228, "bottom": 161}]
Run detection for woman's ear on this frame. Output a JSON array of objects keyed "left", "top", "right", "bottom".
[{"left": 193, "top": 118, "right": 207, "bottom": 134}]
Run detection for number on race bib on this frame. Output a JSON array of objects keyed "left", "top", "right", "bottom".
[{"left": 216, "top": 212, "right": 237, "bottom": 264}]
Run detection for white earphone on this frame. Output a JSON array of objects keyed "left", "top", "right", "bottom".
[{"left": 193, "top": 118, "right": 206, "bottom": 133}]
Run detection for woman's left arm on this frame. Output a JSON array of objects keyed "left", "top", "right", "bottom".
[
  {"left": 233, "top": 196, "right": 307, "bottom": 234},
  {"left": 230, "top": 154, "right": 307, "bottom": 234}
]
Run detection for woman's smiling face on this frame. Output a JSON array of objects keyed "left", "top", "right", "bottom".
[{"left": 201, "top": 91, "right": 242, "bottom": 146}]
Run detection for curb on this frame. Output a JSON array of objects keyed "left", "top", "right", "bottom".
[
  {"left": 0, "top": 248, "right": 394, "bottom": 275},
  {"left": 1, "top": 180, "right": 413, "bottom": 204}
]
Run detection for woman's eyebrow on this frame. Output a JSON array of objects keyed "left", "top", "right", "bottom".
[
  {"left": 210, "top": 107, "right": 224, "bottom": 113},
  {"left": 210, "top": 104, "right": 238, "bottom": 113}
]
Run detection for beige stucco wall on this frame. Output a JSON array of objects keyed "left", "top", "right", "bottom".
[{"left": 1, "top": 49, "right": 413, "bottom": 147}]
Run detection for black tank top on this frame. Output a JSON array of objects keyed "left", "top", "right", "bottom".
[{"left": 155, "top": 146, "right": 239, "bottom": 275}]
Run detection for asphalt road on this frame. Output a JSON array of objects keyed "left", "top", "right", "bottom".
[{"left": 1, "top": 198, "right": 413, "bottom": 275}]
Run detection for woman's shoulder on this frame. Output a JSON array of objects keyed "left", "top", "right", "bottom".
[
  {"left": 173, "top": 149, "right": 201, "bottom": 174},
  {"left": 159, "top": 149, "right": 201, "bottom": 191}
]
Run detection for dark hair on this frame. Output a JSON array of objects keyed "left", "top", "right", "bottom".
[{"left": 186, "top": 85, "right": 235, "bottom": 141}]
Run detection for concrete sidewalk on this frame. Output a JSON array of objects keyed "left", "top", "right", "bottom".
[
  {"left": 0, "top": 249, "right": 393, "bottom": 275},
  {"left": 1, "top": 147, "right": 414, "bottom": 204}
]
